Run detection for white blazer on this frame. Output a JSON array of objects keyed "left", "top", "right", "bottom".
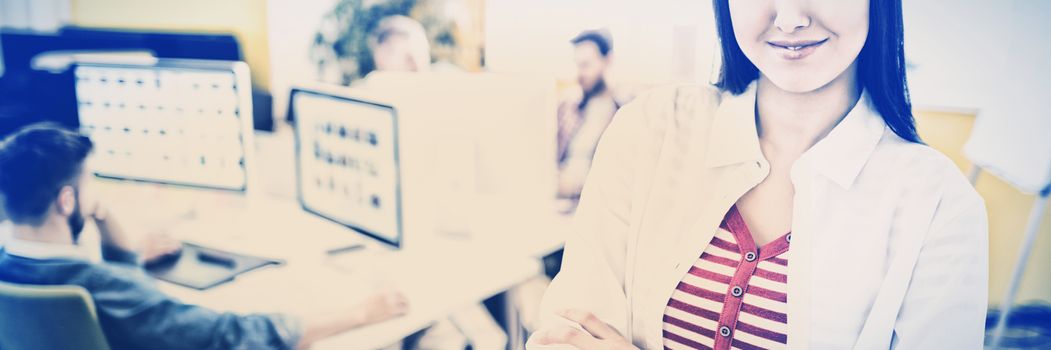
[{"left": 528, "top": 83, "right": 988, "bottom": 349}]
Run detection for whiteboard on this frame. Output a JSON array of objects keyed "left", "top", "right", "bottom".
[{"left": 904, "top": 0, "right": 1051, "bottom": 194}]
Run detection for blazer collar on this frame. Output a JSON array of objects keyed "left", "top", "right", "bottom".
[
  {"left": 803, "top": 91, "right": 887, "bottom": 189},
  {"left": 703, "top": 82, "right": 887, "bottom": 190},
  {"left": 703, "top": 83, "right": 765, "bottom": 169}
]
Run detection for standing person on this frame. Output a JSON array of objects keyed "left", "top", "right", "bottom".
[
  {"left": 530, "top": 0, "right": 987, "bottom": 349},
  {"left": 556, "top": 29, "right": 627, "bottom": 211}
]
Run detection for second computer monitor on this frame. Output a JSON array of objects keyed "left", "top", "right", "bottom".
[{"left": 290, "top": 88, "right": 403, "bottom": 248}]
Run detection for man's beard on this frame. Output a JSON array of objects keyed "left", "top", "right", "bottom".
[
  {"left": 578, "top": 78, "right": 608, "bottom": 111},
  {"left": 579, "top": 77, "right": 606, "bottom": 97},
  {"left": 68, "top": 193, "right": 85, "bottom": 244}
]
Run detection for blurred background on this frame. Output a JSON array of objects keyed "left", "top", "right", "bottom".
[{"left": 1, "top": 0, "right": 1049, "bottom": 348}]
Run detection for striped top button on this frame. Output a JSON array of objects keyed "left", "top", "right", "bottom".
[{"left": 719, "top": 326, "right": 731, "bottom": 337}]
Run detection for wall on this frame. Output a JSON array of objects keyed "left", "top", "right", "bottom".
[
  {"left": 267, "top": 0, "right": 489, "bottom": 121},
  {"left": 906, "top": 0, "right": 1051, "bottom": 195},
  {"left": 485, "top": 0, "right": 719, "bottom": 86},
  {"left": 69, "top": 0, "right": 271, "bottom": 89}
]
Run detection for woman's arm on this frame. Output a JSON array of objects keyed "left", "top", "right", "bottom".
[
  {"left": 892, "top": 197, "right": 988, "bottom": 349},
  {"left": 527, "top": 99, "right": 647, "bottom": 349}
]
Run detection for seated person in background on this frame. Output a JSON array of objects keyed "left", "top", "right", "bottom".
[
  {"left": 0, "top": 124, "right": 408, "bottom": 350},
  {"left": 368, "top": 15, "right": 432, "bottom": 74},
  {"left": 556, "top": 29, "right": 629, "bottom": 212}
]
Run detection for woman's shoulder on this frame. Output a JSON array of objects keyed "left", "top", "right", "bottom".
[
  {"left": 612, "top": 84, "right": 724, "bottom": 138},
  {"left": 590, "top": 84, "right": 725, "bottom": 182},
  {"left": 871, "top": 131, "right": 986, "bottom": 221},
  {"left": 623, "top": 83, "right": 723, "bottom": 117}
]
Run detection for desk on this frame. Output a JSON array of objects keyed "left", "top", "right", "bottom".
[
  {"left": 252, "top": 124, "right": 572, "bottom": 260},
  {"left": 80, "top": 126, "right": 570, "bottom": 349},
  {"left": 95, "top": 182, "right": 543, "bottom": 349},
  {"left": 428, "top": 202, "right": 572, "bottom": 259}
]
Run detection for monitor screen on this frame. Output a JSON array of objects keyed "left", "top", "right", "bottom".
[
  {"left": 73, "top": 58, "right": 252, "bottom": 191},
  {"left": 291, "top": 88, "right": 403, "bottom": 248}
]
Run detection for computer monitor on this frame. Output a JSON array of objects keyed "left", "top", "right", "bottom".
[
  {"left": 1, "top": 28, "right": 246, "bottom": 139},
  {"left": 289, "top": 87, "right": 403, "bottom": 248},
  {"left": 73, "top": 57, "right": 254, "bottom": 192}
]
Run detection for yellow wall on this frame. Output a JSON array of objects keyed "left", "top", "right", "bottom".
[
  {"left": 69, "top": 0, "right": 271, "bottom": 89},
  {"left": 915, "top": 109, "right": 1051, "bottom": 306}
]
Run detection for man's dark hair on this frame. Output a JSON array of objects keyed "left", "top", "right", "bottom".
[
  {"left": 712, "top": 0, "right": 921, "bottom": 143},
  {"left": 570, "top": 29, "right": 614, "bottom": 58},
  {"left": 0, "top": 123, "right": 94, "bottom": 225}
]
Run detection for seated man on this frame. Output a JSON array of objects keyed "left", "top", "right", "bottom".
[{"left": 0, "top": 124, "right": 408, "bottom": 350}]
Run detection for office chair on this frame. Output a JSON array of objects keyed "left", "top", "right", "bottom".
[{"left": 0, "top": 281, "right": 110, "bottom": 350}]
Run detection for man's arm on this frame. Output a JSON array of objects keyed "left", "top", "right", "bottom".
[
  {"left": 88, "top": 202, "right": 181, "bottom": 264},
  {"left": 295, "top": 291, "right": 409, "bottom": 348},
  {"left": 88, "top": 263, "right": 302, "bottom": 350},
  {"left": 90, "top": 259, "right": 409, "bottom": 349},
  {"left": 86, "top": 204, "right": 408, "bottom": 349}
]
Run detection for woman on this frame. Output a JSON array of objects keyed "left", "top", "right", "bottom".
[{"left": 527, "top": 0, "right": 988, "bottom": 349}]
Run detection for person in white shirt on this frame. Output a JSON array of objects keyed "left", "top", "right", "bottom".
[{"left": 528, "top": 0, "right": 988, "bottom": 349}]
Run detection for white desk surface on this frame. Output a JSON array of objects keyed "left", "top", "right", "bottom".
[
  {"left": 91, "top": 181, "right": 548, "bottom": 350},
  {"left": 426, "top": 202, "right": 573, "bottom": 260}
]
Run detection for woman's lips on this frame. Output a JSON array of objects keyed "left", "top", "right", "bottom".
[{"left": 767, "top": 38, "right": 828, "bottom": 60}]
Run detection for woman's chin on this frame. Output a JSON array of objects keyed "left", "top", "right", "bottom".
[{"left": 762, "top": 73, "right": 839, "bottom": 94}]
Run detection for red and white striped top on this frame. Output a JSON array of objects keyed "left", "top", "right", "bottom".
[{"left": 662, "top": 205, "right": 792, "bottom": 350}]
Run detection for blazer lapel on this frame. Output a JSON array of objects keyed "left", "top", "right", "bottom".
[{"left": 640, "top": 84, "right": 770, "bottom": 343}]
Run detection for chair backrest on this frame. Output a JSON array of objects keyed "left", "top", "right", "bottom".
[{"left": 0, "top": 281, "right": 110, "bottom": 350}]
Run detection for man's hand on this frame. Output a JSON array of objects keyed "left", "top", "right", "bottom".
[
  {"left": 82, "top": 198, "right": 137, "bottom": 252},
  {"left": 84, "top": 195, "right": 181, "bottom": 263},
  {"left": 535, "top": 309, "right": 639, "bottom": 349},
  {"left": 354, "top": 290, "right": 410, "bottom": 326},
  {"left": 297, "top": 290, "right": 410, "bottom": 348},
  {"left": 139, "top": 232, "right": 183, "bottom": 264}
]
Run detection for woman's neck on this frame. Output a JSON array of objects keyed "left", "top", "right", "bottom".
[{"left": 755, "top": 64, "right": 861, "bottom": 156}]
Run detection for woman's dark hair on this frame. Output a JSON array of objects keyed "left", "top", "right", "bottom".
[{"left": 712, "top": 0, "right": 921, "bottom": 143}]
